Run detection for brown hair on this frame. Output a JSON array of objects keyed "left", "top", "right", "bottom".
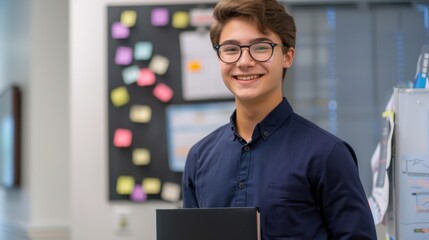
[{"left": 210, "top": 0, "right": 296, "bottom": 49}]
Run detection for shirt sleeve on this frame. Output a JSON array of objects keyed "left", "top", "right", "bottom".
[
  {"left": 318, "top": 142, "right": 377, "bottom": 239},
  {"left": 182, "top": 146, "right": 199, "bottom": 208}
]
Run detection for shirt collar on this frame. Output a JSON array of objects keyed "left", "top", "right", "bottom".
[
  {"left": 229, "top": 98, "right": 294, "bottom": 142},
  {"left": 229, "top": 111, "right": 239, "bottom": 142}
]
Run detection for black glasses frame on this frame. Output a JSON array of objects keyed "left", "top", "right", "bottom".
[{"left": 213, "top": 42, "right": 287, "bottom": 63}]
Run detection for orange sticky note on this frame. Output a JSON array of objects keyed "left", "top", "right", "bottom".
[
  {"left": 116, "top": 176, "right": 135, "bottom": 195},
  {"left": 187, "top": 60, "right": 202, "bottom": 72},
  {"left": 137, "top": 68, "right": 156, "bottom": 86},
  {"left": 172, "top": 11, "right": 189, "bottom": 29},
  {"left": 110, "top": 86, "right": 129, "bottom": 107},
  {"left": 153, "top": 83, "right": 173, "bottom": 103},
  {"left": 132, "top": 148, "right": 151, "bottom": 166},
  {"left": 114, "top": 128, "right": 132, "bottom": 147},
  {"left": 121, "top": 10, "right": 137, "bottom": 27},
  {"left": 142, "top": 178, "right": 161, "bottom": 194},
  {"left": 130, "top": 105, "right": 152, "bottom": 123}
]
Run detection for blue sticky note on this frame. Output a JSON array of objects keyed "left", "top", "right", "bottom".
[
  {"left": 122, "top": 65, "right": 140, "bottom": 85},
  {"left": 115, "top": 46, "right": 133, "bottom": 65},
  {"left": 152, "top": 8, "right": 169, "bottom": 26},
  {"left": 134, "top": 42, "right": 153, "bottom": 61}
]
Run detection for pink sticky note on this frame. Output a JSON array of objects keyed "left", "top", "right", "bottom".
[
  {"left": 151, "top": 8, "right": 169, "bottom": 26},
  {"left": 115, "top": 46, "right": 133, "bottom": 65},
  {"left": 153, "top": 83, "right": 173, "bottom": 103},
  {"left": 113, "top": 128, "right": 132, "bottom": 147},
  {"left": 137, "top": 68, "right": 156, "bottom": 86},
  {"left": 111, "top": 22, "right": 129, "bottom": 39},
  {"left": 130, "top": 184, "right": 147, "bottom": 202}
]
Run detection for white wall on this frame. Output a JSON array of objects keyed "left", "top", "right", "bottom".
[{"left": 28, "top": 0, "right": 70, "bottom": 230}]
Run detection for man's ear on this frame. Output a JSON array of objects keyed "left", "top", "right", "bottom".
[{"left": 283, "top": 47, "right": 295, "bottom": 68}]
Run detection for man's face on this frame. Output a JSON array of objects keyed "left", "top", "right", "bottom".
[{"left": 218, "top": 17, "right": 294, "bottom": 104}]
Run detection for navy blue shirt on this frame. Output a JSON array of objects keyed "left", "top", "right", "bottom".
[{"left": 182, "top": 99, "right": 377, "bottom": 239}]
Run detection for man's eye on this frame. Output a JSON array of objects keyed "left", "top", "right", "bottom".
[
  {"left": 223, "top": 47, "right": 239, "bottom": 53},
  {"left": 253, "top": 45, "right": 270, "bottom": 52}
]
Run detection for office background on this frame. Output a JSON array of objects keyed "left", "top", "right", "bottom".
[{"left": 0, "top": 0, "right": 427, "bottom": 239}]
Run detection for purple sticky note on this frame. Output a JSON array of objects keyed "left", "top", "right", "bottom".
[
  {"left": 111, "top": 22, "right": 129, "bottom": 39},
  {"left": 130, "top": 184, "right": 147, "bottom": 202},
  {"left": 151, "top": 8, "right": 169, "bottom": 26},
  {"left": 115, "top": 46, "right": 133, "bottom": 65}
]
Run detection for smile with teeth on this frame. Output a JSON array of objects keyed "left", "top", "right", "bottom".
[{"left": 235, "top": 75, "right": 261, "bottom": 81}]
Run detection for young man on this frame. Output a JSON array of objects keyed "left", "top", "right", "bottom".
[{"left": 182, "top": 0, "right": 377, "bottom": 239}]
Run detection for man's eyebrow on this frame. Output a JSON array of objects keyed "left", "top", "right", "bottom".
[
  {"left": 249, "top": 37, "right": 274, "bottom": 43},
  {"left": 219, "top": 39, "right": 240, "bottom": 45},
  {"left": 219, "top": 37, "right": 275, "bottom": 45}
]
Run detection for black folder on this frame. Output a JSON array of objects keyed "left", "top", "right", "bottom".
[{"left": 156, "top": 207, "right": 260, "bottom": 240}]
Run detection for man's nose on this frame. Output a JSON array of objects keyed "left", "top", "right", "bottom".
[{"left": 236, "top": 48, "right": 255, "bottom": 66}]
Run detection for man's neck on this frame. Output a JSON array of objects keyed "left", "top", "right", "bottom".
[{"left": 235, "top": 96, "right": 282, "bottom": 142}]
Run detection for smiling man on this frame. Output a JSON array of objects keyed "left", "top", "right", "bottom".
[{"left": 182, "top": 0, "right": 377, "bottom": 239}]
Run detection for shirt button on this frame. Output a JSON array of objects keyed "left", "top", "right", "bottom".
[
  {"left": 238, "top": 182, "right": 246, "bottom": 189},
  {"left": 244, "top": 146, "right": 250, "bottom": 151},
  {"left": 263, "top": 131, "right": 269, "bottom": 137}
]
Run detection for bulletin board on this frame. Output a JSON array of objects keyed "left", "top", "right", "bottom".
[{"left": 107, "top": 4, "right": 234, "bottom": 202}]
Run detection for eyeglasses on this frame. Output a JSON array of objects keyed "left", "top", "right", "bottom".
[{"left": 213, "top": 42, "right": 286, "bottom": 63}]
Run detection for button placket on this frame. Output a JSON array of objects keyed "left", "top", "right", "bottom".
[{"left": 236, "top": 144, "right": 251, "bottom": 205}]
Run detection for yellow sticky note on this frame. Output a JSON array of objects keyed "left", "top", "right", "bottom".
[
  {"left": 142, "top": 178, "right": 161, "bottom": 194},
  {"left": 129, "top": 105, "right": 152, "bottom": 123},
  {"left": 116, "top": 176, "right": 135, "bottom": 195},
  {"left": 121, "top": 10, "right": 137, "bottom": 27},
  {"left": 172, "top": 11, "right": 189, "bottom": 29},
  {"left": 161, "top": 182, "right": 181, "bottom": 202},
  {"left": 133, "top": 148, "right": 150, "bottom": 166},
  {"left": 111, "top": 86, "right": 129, "bottom": 107},
  {"left": 187, "top": 60, "right": 202, "bottom": 72}
]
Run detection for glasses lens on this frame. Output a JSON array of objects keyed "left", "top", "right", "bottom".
[
  {"left": 218, "top": 44, "right": 241, "bottom": 63},
  {"left": 250, "top": 43, "right": 273, "bottom": 62}
]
